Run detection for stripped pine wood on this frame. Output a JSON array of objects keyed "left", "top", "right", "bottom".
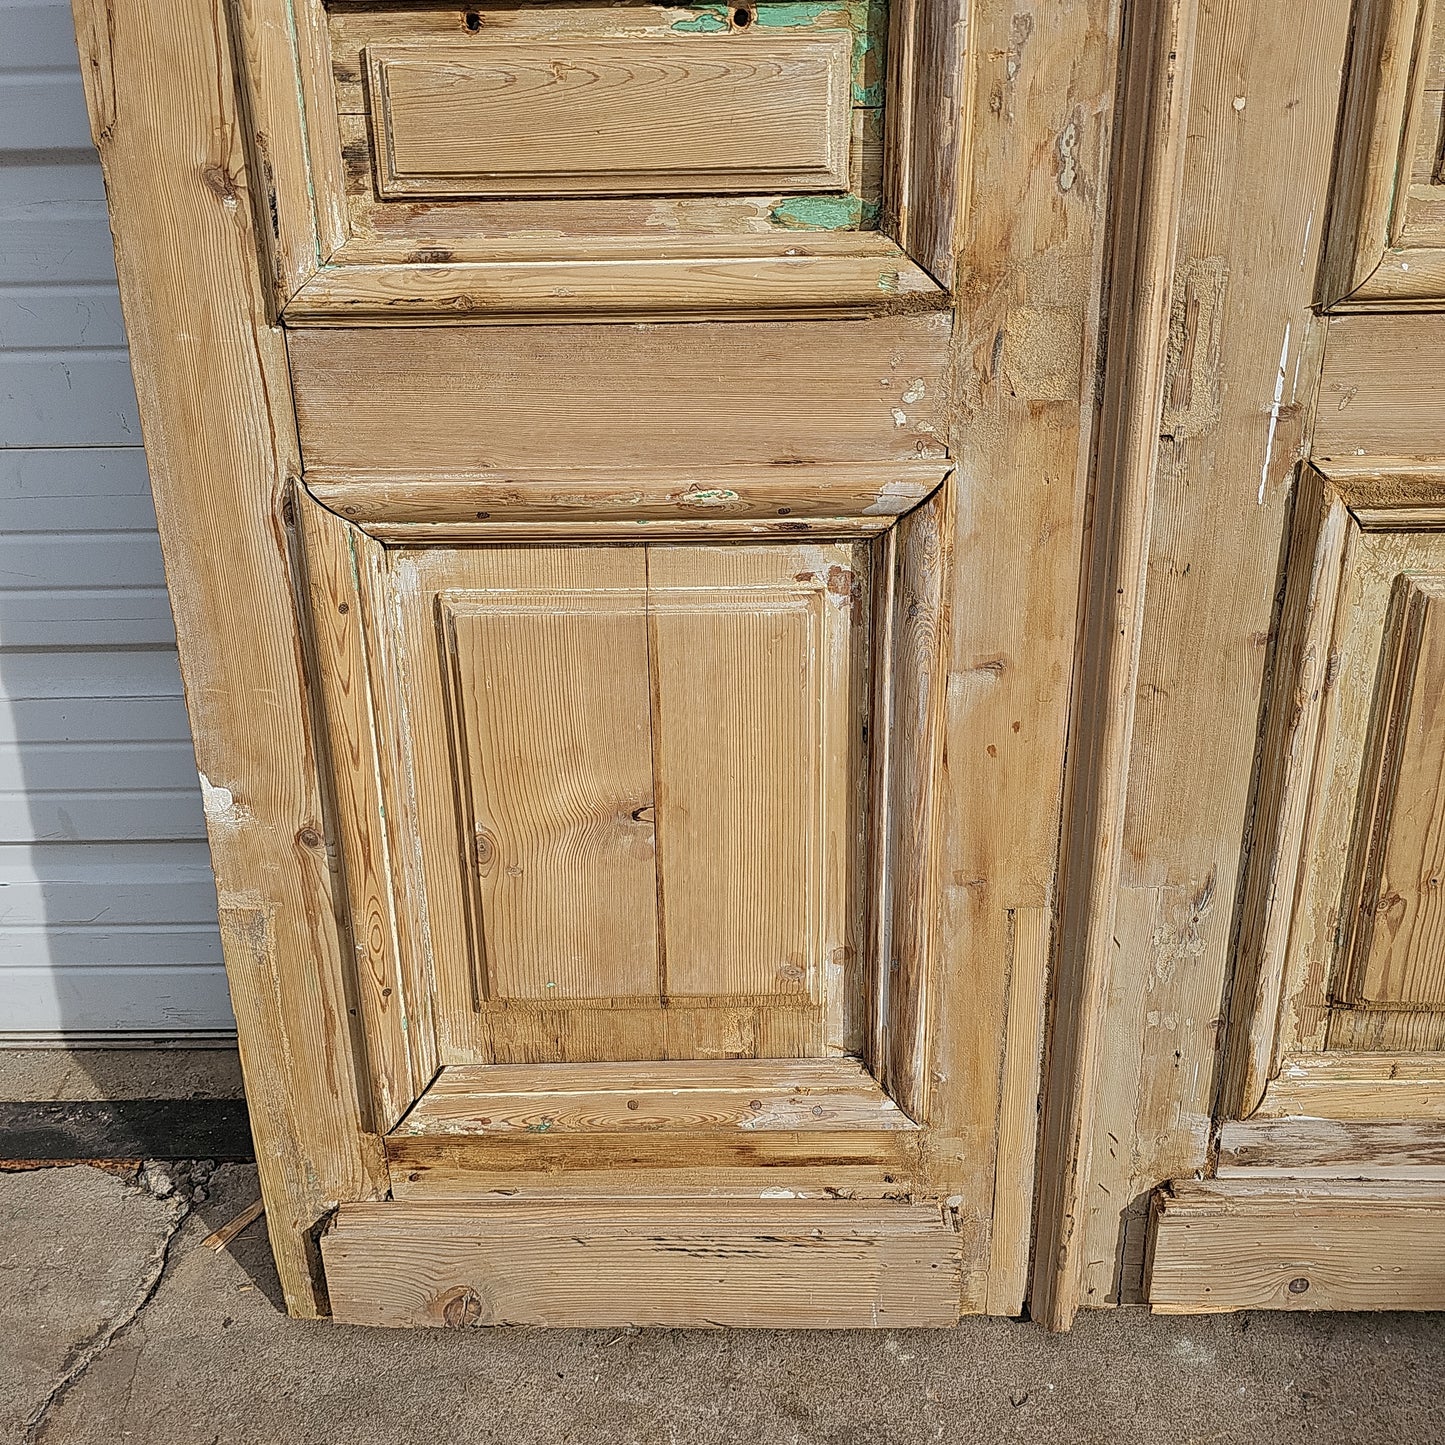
[
  {"left": 876, "top": 486, "right": 950, "bottom": 1120},
  {"left": 67, "top": 0, "right": 388, "bottom": 1316},
  {"left": 1217, "top": 1118, "right": 1445, "bottom": 1178},
  {"left": 288, "top": 318, "right": 952, "bottom": 473},
  {"left": 366, "top": 38, "right": 853, "bottom": 198},
  {"left": 1034, "top": 0, "right": 1199, "bottom": 1327},
  {"left": 1146, "top": 1179, "right": 1445, "bottom": 1313},
  {"left": 1221, "top": 471, "right": 1351, "bottom": 1117},
  {"left": 1317, "top": 314, "right": 1445, "bottom": 454},
  {"left": 283, "top": 255, "right": 946, "bottom": 325},
  {"left": 647, "top": 549, "right": 839, "bottom": 1008},
  {"left": 305, "top": 464, "right": 950, "bottom": 531},
  {"left": 394, "top": 1058, "right": 918, "bottom": 1134},
  {"left": 1256, "top": 1052, "right": 1445, "bottom": 1118},
  {"left": 322, "top": 1199, "right": 962, "bottom": 1328},
  {"left": 363, "top": 542, "right": 872, "bottom": 1066},
  {"left": 295, "top": 495, "right": 416, "bottom": 1130},
  {"left": 442, "top": 565, "right": 660, "bottom": 1004},
  {"left": 1343, "top": 577, "right": 1445, "bottom": 1006},
  {"left": 926, "top": 0, "right": 1125, "bottom": 1317},
  {"left": 1072, "top": 0, "right": 1350, "bottom": 1316}
]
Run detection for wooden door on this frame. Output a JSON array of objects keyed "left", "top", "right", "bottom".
[
  {"left": 74, "top": 0, "right": 1132, "bottom": 1327},
  {"left": 1032, "top": 0, "right": 1445, "bottom": 1322}
]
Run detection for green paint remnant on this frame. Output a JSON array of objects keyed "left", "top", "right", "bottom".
[
  {"left": 752, "top": 0, "right": 841, "bottom": 24},
  {"left": 671, "top": 3, "right": 730, "bottom": 31},
  {"left": 770, "top": 193, "right": 879, "bottom": 231},
  {"left": 527, "top": 1118, "right": 555, "bottom": 1134},
  {"left": 877, "top": 270, "right": 900, "bottom": 293}
]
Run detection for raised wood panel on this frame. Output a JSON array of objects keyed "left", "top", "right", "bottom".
[
  {"left": 442, "top": 572, "right": 660, "bottom": 1005},
  {"left": 365, "top": 37, "right": 852, "bottom": 198},
  {"left": 321, "top": 1198, "right": 963, "bottom": 1328},
  {"left": 1224, "top": 465, "right": 1445, "bottom": 1125},
  {"left": 288, "top": 318, "right": 951, "bottom": 472},
  {"left": 1319, "top": 0, "right": 1445, "bottom": 307},
  {"left": 320, "top": 531, "right": 877, "bottom": 1066},
  {"left": 1343, "top": 575, "right": 1445, "bottom": 1008},
  {"left": 1146, "top": 1179, "right": 1445, "bottom": 1312}
]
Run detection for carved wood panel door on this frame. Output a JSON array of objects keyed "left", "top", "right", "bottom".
[{"left": 74, "top": 0, "right": 1124, "bottom": 1327}]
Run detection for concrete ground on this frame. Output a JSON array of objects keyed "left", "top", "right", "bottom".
[{"left": 3, "top": 1052, "right": 1444, "bottom": 1445}]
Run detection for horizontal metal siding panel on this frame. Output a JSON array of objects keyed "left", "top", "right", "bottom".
[
  {"left": 2, "top": 966, "right": 235, "bottom": 1033},
  {"left": 1, "top": 16, "right": 230, "bottom": 1034}
]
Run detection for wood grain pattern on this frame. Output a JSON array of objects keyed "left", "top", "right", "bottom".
[
  {"left": 1035, "top": 0, "right": 1199, "bottom": 1328},
  {"left": 1221, "top": 470, "right": 1350, "bottom": 1117},
  {"left": 322, "top": 1198, "right": 963, "bottom": 1328},
  {"left": 295, "top": 492, "right": 417, "bottom": 1129},
  {"left": 1217, "top": 1117, "right": 1445, "bottom": 1178},
  {"left": 395, "top": 1058, "right": 918, "bottom": 1134},
  {"left": 306, "top": 463, "right": 950, "bottom": 533},
  {"left": 288, "top": 318, "right": 952, "bottom": 473},
  {"left": 284, "top": 254, "right": 946, "bottom": 325},
  {"left": 1074, "top": 0, "right": 1349, "bottom": 1313},
  {"left": 365, "top": 38, "right": 852, "bottom": 198},
  {"left": 442, "top": 567, "right": 660, "bottom": 1005},
  {"left": 1146, "top": 1178, "right": 1445, "bottom": 1312},
  {"left": 1344, "top": 576, "right": 1445, "bottom": 1006},
  {"left": 647, "top": 549, "right": 841, "bottom": 1006},
  {"left": 381, "top": 542, "right": 871, "bottom": 1064},
  {"left": 1256, "top": 1051, "right": 1445, "bottom": 1118},
  {"left": 1317, "top": 313, "right": 1445, "bottom": 455}
]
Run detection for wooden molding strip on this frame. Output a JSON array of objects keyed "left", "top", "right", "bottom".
[
  {"left": 1255, "top": 1050, "right": 1445, "bottom": 1118},
  {"left": 1033, "top": 0, "right": 1199, "bottom": 1331},
  {"left": 304, "top": 463, "right": 951, "bottom": 541},
  {"left": 322, "top": 1198, "right": 963, "bottom": 1328},
  {"left": 1146, "top": 1178, "right": 1445, "bottom": 1312},
  {"left": 392, "top": 1058, "right": 921, "bottom": 1137},
  {"left": 283, "top": 254, "right": 948, "bottom": 326},
  {"left": 1217, "top": 1117, "right": 1445, "bottom": 1178}
]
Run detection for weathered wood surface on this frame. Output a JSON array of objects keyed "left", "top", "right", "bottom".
[
  {"left": 1075, "top": 0, "right": 1351, "bottom": 1312},
  {"left": 395, "top": 1058, "right": 919, "bottom": 1135},
  {"left": 1033, "top": 0, "right": 1199, "bottom": 1329},
  {"left": 68, "top": 0, "right": 387, "bottom": 1315},
  {"left": 288, "top": 318, "right": 952, "bottom": 472},
  {"left": 1147, "top": 1179, "right": 1445, "bottom": 1313},
  {"left": 1317, "top": 314, "right": 1445, "bottom": 455},
  {"left": 322, "top": 1199, "right": 963, "bottom": 1328},
  {"left": 927, "top": 0, "right": 1125, "bottom": 1319},
  {"left": 1217, "top": 1118, "right": 1445, "bottom": 1178},
  {"left": 305, "top": 463, "right": 949, "bottom": 534},
  {"left": 365, "top": 37, "right": 852, "bottom": 198}
]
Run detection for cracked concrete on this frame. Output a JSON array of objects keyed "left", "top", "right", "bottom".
[{"left": 3, "top": 1160, "right": 1444, "bottom": 1444}]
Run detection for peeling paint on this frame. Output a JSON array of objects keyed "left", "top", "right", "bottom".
[
  {"left": 199, "top": 771, "right": 248, "bottom": 829},
  {"left": 769, "top": 193, "right": 879, "bottom": 230}
]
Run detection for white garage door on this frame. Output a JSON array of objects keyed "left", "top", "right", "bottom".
[{"left": 0, "top": 0, "right": 232, "bottom": 1040}]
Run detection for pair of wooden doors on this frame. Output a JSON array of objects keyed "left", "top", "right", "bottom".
[{"left": 76, "top": 0, "right": 1445, "bottom": 1328}]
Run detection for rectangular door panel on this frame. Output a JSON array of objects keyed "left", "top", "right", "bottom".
[
  {"left": 307, "top": 523, "right": 875, "bottom": 1067},
  {"left": 443, "top": 572, "right": 659, "bottom": 1003}
]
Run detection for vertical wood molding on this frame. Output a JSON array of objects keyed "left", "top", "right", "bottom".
[
  {"left": 69, "top": 0, "right": 387, "bottom": 1315},
  {"left": 1032, "top": 0, "right": 1199, "bottom": 1330}
]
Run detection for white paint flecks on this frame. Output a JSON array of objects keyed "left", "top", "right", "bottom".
[
  {"left": 1259, "top": 323, "right": 1291, "bottom": 505},
  {"left": 759, "top": 1187, "right": 798, "bottom": 1199},
  {"left": 198, "top": 771, "right": 246, "bottom": 829},
  {"left": 891, "top": 408, "right": 909, "bottom": 426},
  {"left": 901, "top": 378, "right": 926, "bottom": 404}
]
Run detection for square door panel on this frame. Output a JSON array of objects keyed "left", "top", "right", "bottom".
[{"left": 307, "top": 532, "right": 871, "bottom": 1066}]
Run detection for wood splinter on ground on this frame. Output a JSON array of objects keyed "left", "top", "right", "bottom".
[{"left": 204, "top": 1199, "right": 266, "bottom": 1252}]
